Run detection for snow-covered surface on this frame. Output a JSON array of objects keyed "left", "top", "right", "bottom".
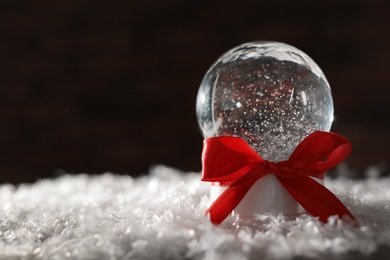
[{"left": 0, "top": 165, "right": 390, "bottom": 259}]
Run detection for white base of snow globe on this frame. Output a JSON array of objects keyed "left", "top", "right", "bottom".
[{"left": 210, "top": 174, "right": 324, "bottom": 218}]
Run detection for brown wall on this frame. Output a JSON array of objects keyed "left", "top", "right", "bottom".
[{"left": 0, "top": 1, "right": 389, "bottom": 183}]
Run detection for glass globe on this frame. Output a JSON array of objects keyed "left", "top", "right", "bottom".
[{"left": 196, "top": 41, "right": 333, "bottom": 162}]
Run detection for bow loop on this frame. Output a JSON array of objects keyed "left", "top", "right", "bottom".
[{"left": 201, "top": 136, "right": 265, "bottom": 184}]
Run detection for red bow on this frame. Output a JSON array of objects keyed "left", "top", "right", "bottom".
[{"left": 201, "top": 131, "right": 356, "bottom": 225}]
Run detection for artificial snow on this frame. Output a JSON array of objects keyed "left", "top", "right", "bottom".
[{"left": 0, "top": 165, "right": 389, "bottom": 259}]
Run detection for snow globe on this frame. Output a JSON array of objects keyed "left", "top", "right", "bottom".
[{"left": 196, "top": 41, "right": 334, "bottom": 218}]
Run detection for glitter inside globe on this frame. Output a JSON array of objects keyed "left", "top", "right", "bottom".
[{"left": 196, "top": 42, "right": 334, "bottom": 162}]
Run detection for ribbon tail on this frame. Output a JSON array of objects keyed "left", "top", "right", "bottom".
[
  {"left": 276, "top": 175, "right": 356, "bottom": 223},
  {"left": 207, "top": 169, "right": 266, "bottom": 225}
]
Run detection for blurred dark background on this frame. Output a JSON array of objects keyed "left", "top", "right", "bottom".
[{"left": 0, "top": 0, "right": 389, "bottom": 183}]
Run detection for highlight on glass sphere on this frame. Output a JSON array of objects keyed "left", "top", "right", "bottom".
[{"left": 196, "top": 41, "right": 334, "bottom": 162}]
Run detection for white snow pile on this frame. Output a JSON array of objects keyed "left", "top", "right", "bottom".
[{"left": 1, "top": 165, "right": 390, "bottom": 259}]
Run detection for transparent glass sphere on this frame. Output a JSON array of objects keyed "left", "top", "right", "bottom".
[{"left": 196, "top": 42, "right": 334, "bottom": 162}]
